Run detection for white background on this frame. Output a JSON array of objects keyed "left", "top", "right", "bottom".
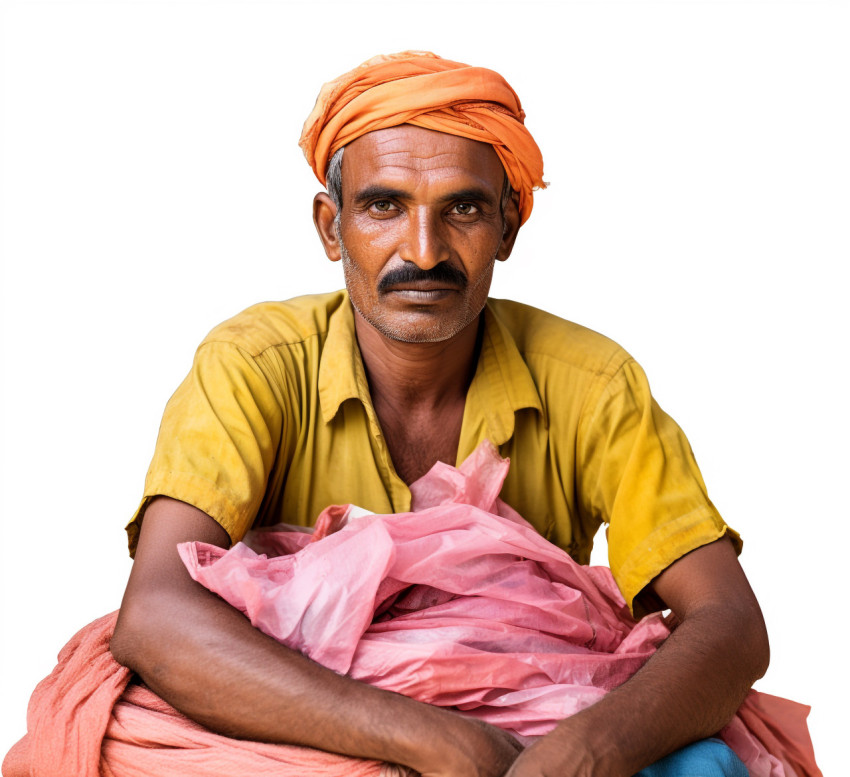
[{"left": 1, "top": 0, "right": 847, "bottom": 773}]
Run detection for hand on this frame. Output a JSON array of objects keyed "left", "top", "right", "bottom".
[
  {"left": 503, "top": 724, "right": 595, "bottom": 777},
  {"left": 415, "top": 716, "right": 523, "bottom": 777}
]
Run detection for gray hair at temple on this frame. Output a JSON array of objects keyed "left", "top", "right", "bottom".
[
  {"left": 326, "top": 147, "right": 345, "bottom": 215},
  {"left": 325, "top": 146, "right": 514, "bottom": 222}
]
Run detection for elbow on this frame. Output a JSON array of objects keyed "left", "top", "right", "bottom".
[
  {"left": 110, "top": 596, "right": 168, "bottom": 677},
  {"left": 109, "top": 604, "right": 145, "bottom": 672},
  {"left": 750, "top": 615, "right": 771, "bottom": 683},
  {"left": 732, "top": 597, "right": 770, "bottom": 687},
  {"left": 689, "top": 597, "right": 770, "bottom": 691}
]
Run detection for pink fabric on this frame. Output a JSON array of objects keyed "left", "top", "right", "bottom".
[
  {"left": 3, "top": 442, "right": 820, "bottom": 777},
  {"left": 180, "top": 442, "right": 820, "bottom": 776}
]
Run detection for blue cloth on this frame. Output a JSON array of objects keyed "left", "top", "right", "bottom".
[{"left": 635, "top": 738, "right": 748, "bottom": 777}]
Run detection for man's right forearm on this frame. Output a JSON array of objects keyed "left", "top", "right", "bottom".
[
  {"left": 109, "top": 497, "right": 519, "bottom": 777},
  {"left": 113, "top": 581, "right": 452, "bottom": 767}
]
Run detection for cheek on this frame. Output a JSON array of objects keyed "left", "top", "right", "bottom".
[
  {"left": 344, "top": 214, "right": 401, "bottom": 254},
  {"left": 467, "top": 260, "right": 497, "bottom": 300},
  {"left": 459, "top": 230, "right": 503, "bottom": 279},
  {"left": 454, "top": 217, "right": 504, "bottom": 251},
  {"left": 341, "top": 254, "right": 371, "bottom": 290},
  {"left": 340, "top": 221, "right": 400, "bottom": 279}
]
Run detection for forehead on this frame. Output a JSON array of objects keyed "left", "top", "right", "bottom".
[{"left": 342, "top": 125, "right": 505, "bottom": 194}]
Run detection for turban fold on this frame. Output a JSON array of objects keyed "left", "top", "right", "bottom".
[{"left": 299, "top": 51, "right": 546, "bottom": 225}]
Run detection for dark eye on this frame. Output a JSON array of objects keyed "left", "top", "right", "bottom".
[
  {"left": 371, "top": 200, "right": 395, "bottom": 213},
  {"left": 452, "top": 202, "right": 478, "bottom": 216}
]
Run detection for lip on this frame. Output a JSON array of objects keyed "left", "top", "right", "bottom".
[
  {"left": 381, "top": 279, "right": 461, "bottom": 292},
  {"left": 383, "top": 288, "right": 457, "bottom": 303}
]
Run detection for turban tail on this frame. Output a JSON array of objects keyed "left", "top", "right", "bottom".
[{"left": 299, "top": 52, "right": 546, "bottom": 225}]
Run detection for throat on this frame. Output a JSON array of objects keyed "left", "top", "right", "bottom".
[{"left": 379, "top": 401, "right": 466, "bottom": 485}]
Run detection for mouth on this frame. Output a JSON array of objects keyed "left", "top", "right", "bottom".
[
  {"left": 380, "top": 281, "right": 461, "bottom": 301},
  {"left": 385, "top": 288, "right": 457, "bottom": 302}
]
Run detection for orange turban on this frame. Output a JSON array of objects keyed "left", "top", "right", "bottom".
[{"left": 299, "top": 51, "right": 546, "bottom": 225}]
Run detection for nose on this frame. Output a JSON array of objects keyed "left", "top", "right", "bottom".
[{"left": 398, "top": 207, "right": 451, "bottom": 269}]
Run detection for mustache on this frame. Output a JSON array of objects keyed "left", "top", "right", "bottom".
[{"left": 378, "top": 262, "right": 468, "bottom": 292}]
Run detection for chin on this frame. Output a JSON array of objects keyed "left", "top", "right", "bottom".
[
  {"left": 372, "top": 318, "right": 463, "bottom": 344},
  {"left": 357, "top": 304, "right": 477, "bottom": 345}
]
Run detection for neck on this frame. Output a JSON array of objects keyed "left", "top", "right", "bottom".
[{"left": 353, "top": 308, "right": 483, "bottom": 412}]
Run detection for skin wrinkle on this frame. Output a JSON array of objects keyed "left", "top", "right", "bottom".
[{"left": 327, "top": 146, "right": 513, "bottom": 225}]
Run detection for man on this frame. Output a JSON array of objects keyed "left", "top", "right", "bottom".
[{"left": 109, "top": 52, "right": 769, "bottom": 776}]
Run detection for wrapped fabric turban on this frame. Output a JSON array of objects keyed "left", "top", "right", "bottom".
[{"left": 299, "top": 51, "right": 546, "bottom": 225}]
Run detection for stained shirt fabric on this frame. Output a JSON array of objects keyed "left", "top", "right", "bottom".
[{"left": 126, "top": 290, "right": 739, "bottom": 611}]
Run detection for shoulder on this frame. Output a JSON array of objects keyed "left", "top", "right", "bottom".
[
  {"left": 198, "top": 291, "right": 348, "bottom": 357},
  {"left": 486, "top": 298, "right": 632, "bottom": 380}
]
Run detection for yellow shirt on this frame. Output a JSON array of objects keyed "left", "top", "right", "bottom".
[{"left": 127, "top": 291, "right": 739, "bottom": 611}]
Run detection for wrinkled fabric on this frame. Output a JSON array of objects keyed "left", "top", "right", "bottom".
[
  {"left": 298, "top": 51, "right": 546, "bottom": 224},
  {"left": 181, "top": 442, "right": 820, "bottom": 777}
]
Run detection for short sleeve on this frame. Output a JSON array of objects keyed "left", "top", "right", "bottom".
[
  {"left": 125, "top": 341, "right": 283, "bottom": 555},
  {"left": 577, "top": 358, "right": 741, "bottom": 612}
]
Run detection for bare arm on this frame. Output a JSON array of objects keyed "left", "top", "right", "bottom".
[
  {"left": 110, "top": 496, "right": 521, "bottom": 777},
  {"left": 505, "top": 537, "right": 769, "bottom": 777}
]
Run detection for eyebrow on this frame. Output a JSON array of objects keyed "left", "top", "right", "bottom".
[
  {"left": 351, "top": 185, "right": 409, "bottom": 205},
  {"left": 350, "top": 185, "right": 498, "bottom": 207},
  {"left": 445, "top": 187, "right": 498, "bottom": 206}
]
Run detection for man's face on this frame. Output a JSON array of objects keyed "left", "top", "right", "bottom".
[{"left": 323, "top": 125, "right": 518, "bottom": 344}]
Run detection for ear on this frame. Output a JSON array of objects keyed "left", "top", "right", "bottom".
[
  {"left": 313, "top": 192, "right": 341, "bottom": 262},
  {"left": 496, "top": 190, "right": 522, "bottom": 262}
]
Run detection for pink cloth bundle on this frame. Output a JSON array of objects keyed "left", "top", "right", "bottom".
[
  {"left": 3, "top": 442, "right": 820, "bottom": 777},
  {"left": 185, "top": 443, "right": 671, "bottom": 736}
]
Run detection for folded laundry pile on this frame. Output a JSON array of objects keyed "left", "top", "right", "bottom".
[{"left": 3, "top": 442, "right": 819, "bottom": 777}]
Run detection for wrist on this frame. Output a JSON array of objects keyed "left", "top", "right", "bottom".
[
  {"left": 383, "top": 697, "right": 467, "bottom": 772},
  {"left": 400, "top": 707, "right": 518, "bottom": 775},
  {"left": 546, "top": 713, "right": 631, "bottom": 776}
]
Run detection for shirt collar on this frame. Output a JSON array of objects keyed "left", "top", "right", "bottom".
[
  {"left": 318, "top": 293, "right": 373, "bottom": 425},
  {"left": 318, "top": 295, "right": 544, "bottom": 443},
  {"left": 463, "top": 302, "right": 545, "bottom": 449}
]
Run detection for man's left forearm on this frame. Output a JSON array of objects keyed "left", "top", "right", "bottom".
[{"left": 507, "top": 537, "right": 769, "bottom": 777}]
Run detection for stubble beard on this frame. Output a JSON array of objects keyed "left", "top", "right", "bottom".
[{"left": 336, "top": 224, "right": 498, "bottom": 345}]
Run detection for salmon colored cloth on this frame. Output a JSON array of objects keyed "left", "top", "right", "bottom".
[
  {"left": 299, "top": 51, "right": 546, "bottom": 224},
  {"left": 2, "top": 612, "right": 398, "bottom": 777},
  {"left": 3, "top": 443, "right": 820, "bottom": 777}
]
